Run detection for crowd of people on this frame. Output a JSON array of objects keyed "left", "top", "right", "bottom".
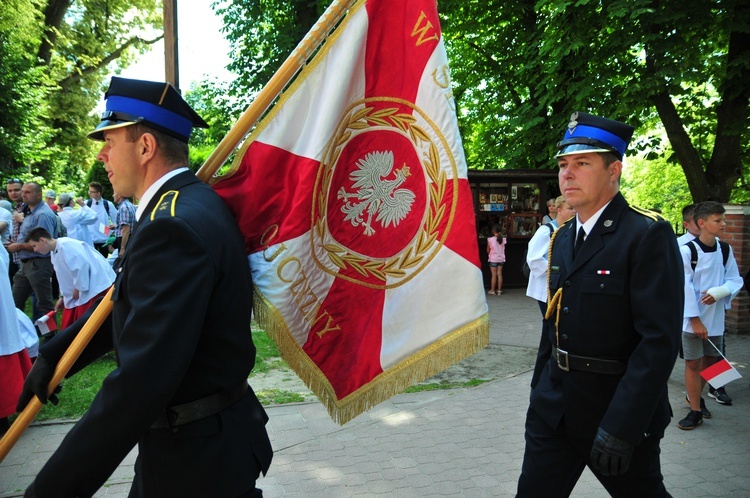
[{"left": 0, "top": 180, "right": 136, "bottom": 437}]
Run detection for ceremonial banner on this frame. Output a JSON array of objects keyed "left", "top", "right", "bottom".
[{"left": 213, "top": 0, "right": 488, "bottom": 424}]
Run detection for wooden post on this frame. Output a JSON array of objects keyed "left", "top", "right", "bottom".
[{"left": 164, "top": 0, "right": 179, "bottom": 89}]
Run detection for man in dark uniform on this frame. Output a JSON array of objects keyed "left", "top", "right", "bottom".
[
  {"left": 516, "top": 112, "right": 682, "bottom": 497},
  {"left": 17, "top": 77, "right": 273, "bottom": 497}
]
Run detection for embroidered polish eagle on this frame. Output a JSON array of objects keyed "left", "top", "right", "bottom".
[{"left": 337, "top": 150, "right": 416, "bottom": 236}]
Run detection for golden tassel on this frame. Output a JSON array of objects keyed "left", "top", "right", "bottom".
[{"left": 252, "top": 288, "right": 489, "bottom": 425}]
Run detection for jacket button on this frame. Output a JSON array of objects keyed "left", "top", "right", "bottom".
[
  {"left": 600, "top": 283, "right": 605, "bottom": 289},
  {"left": 562, "top": 334, "right": 568, "bottom": 340},
  {"left": 563, "top": 307, "right": 570, "bottom": 314},
  {"left": 564, "top": 281, "right": 571, "bottom": 288}
]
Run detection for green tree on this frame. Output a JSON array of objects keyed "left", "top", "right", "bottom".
[
  {"left": 0, "top": 0, "right": 163, "bottom": 184},
  {"left": 216, "top": 0, "right": 327, "bottom": 99},
  {"left": 183, "top": 77, "right": 241, "bottom": 170},
  {"left": 0, "top": 1, "right": 51, "bottom": 175},
  {"left": 40, "top": 0, "right": 163, "bottom": 179},
  {"left": 437, "top": 0, "right": 749, "bottom": 203},
  {"left": 621, "top": 155, "right": 692, "bottom": 228}
]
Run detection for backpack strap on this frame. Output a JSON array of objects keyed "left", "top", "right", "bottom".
[
  {"left": 687, "top": 241, "right": 698, "bottom": 272},
  {"left": 688, "top": 239, "right": 730, "bottom": 273},
  {"left": 87, "top": 198, "right": 113, "bottom": 219},
  {"left": 719, "top": 240, "right": 730, "bottom": 267}
]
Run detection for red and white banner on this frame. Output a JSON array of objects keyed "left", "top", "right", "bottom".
[
  {"left": 213, "top": 0, "right": 488, "bottom": 423},
  {"left": 701, "top": 358, "right": 742, "bottom": 389}
]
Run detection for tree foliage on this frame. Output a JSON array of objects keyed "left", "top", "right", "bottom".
[
  {"left": 216, "top": 0, "right": 327, "bottom": 101},
  {"left": 621, "top": 156, "right": 692, "bottom": 229},
  {"left": 0, "top": 1, "right": 51, "bottom": 173},
  {"left": 216, "top": 0, "right": 748, "bottom": 203},
  {"left": 0, "top": 0, "right": 162, "bottom": 186},
  {"left": 438, "top": 0, "right": 749, "bottom": 202}
]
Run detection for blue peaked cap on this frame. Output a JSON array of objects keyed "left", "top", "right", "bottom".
[
  {"left": 88, "top": 77, "right": 208, "bottom": 143},
  {"left": 555, "top": 112, "right": 634, "bottom": 160}
]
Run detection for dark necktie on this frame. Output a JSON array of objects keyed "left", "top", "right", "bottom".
[
  {"left": 573, "top": 227, "right": 586, "bottom": 259},
  {"left": 96, "top": 201, "right": 99, "bottom": 205}
]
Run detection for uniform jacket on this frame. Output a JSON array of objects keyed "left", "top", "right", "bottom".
[
  {"left": 35, "top": 171, "right": 272, "bottom": 497},
  {"left": 530, "top": 192, "right": 682, "bottom": 446}
]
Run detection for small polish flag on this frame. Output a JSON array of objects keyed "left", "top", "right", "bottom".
[
  {"left": 35, "top": 310, "right": 58, "bottom": 335},
  {"left": 701, "top": 358, "right": 742, "bottom": 388}
]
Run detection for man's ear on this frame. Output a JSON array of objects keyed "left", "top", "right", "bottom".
[
  {"left": 608, "top": 160, "right": 623, "bottom": 183},
  {"left": 137, "top": 132, "right": 158, "bottom": 163}
]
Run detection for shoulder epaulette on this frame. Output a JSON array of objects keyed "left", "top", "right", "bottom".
[
  {"left": 629, "top": 205, "right": 663, "bottom": 222},
  {"left": 151, "top": 190, "right": 179, "bottom": 221}
]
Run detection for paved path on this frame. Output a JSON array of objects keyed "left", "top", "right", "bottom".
[{"left": 1, "top": 289, "right": 749, "bottom": 497}]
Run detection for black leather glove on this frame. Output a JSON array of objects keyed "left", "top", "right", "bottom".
[
  {"left": 590, "top": 427, "right": 633, "bottom": 476},
  {"left": 16, "top": 355, "right": 60, "bottom": 412}
]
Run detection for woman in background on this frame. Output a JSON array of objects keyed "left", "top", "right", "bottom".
[{"left": 487, "top": 224, "right": 506, "bottom": 295}]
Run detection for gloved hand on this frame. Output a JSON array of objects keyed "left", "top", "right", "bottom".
[
  {"left": 589, "top": 427, "right": 633, "bottom": 476},
  {"left": 16, "top": 355, "right": 60, "bottom": 412}
]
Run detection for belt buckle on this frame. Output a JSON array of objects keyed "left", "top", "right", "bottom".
[{"left": 556, "top": 348, "right": 570, "bottom": 372}]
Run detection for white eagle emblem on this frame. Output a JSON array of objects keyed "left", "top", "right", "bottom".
[{"left": 337, "top": 150, "right": 416, "bottom": 236}]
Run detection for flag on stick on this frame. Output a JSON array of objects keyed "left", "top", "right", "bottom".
[
  {"left": 34, "top": 311, "right": 58, "bottom": 335},
  {"left": 701, "top": 358, "right": 742, "bottom": 388},
  {"left": 700, "top": 339, "right": 743, "bottom": 388},
  {"left": 213, "top": 0, "right": 488, "bottom": 424},
  {"left": 700, "top": 340, "right": 743, "bottom": 390}
]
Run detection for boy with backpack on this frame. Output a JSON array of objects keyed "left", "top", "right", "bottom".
[
  {"left": 86, "top": 182, "right": 116, "bottom": 257},
  {"left": 678, "top": 201, "right": 743, "bottom": 430}
]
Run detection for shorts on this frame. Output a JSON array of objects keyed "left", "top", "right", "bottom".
[
  {"left": 681, "top": 333, "right": 723, "bottom": 361},
  {"left": 489, "top": 262, "right": 504, "bottom": 268}
]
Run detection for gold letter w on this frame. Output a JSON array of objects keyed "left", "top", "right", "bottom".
[{"left": 411, "top": 11, "right": 439, "bottom": 47}]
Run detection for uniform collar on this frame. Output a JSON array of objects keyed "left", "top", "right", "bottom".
[
  {"left": 136, "top": 167, "right": 188, "bottom": 221},
  {"left": 576, "top": 199, "right": 613, "bottom": 239}
]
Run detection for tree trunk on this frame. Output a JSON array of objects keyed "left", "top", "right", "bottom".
[
  {"left": 706, "top": 6, "right": 750, "bottom": 202},
  {"left": 38, "top": 0, "right": 72, "bottom": 66},
  {"left": 648, "top": 87, "right": 709, "bottom": 202}
]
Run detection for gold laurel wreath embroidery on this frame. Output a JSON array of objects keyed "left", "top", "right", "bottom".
[{"left": 315, "top": 106, "right": 447, "bottom": 282}]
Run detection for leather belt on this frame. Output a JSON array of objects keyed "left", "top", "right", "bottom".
[
  {"left": 555, "top": 347, "right": 626, "bottom": 375},
  {"left": 151, "top": 382, "right": 249, "bottom": 429}
]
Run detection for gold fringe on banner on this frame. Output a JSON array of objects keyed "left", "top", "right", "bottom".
[{"left": 253, "top": 288, "right": 490, "bottom": 425}]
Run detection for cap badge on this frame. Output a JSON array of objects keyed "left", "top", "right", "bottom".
[{"left": 567, "top": 112, "right": 579, "bottom": 135}]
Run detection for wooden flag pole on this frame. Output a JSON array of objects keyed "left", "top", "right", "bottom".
[
  {"left": 0, "top": 287, "right": 114, "bottom": 463},
  {"left": 196, "top": 0, "right": 358, "bottom": 182},
  {"left": 0, "top": 0, "right": 357, "bottom": 466}
]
